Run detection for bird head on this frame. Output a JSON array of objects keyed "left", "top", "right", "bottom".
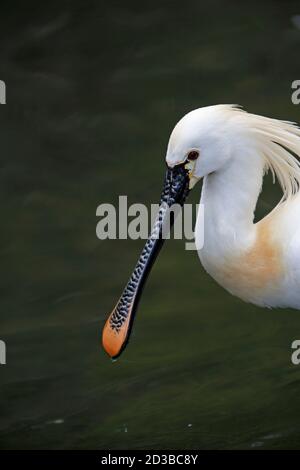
[{"left": 166, "top": 105, "right": 236, "bottom": 188}]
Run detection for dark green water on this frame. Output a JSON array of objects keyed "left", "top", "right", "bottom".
[{"left": 1, "top": 0, "right": 300, "bottom": 449}]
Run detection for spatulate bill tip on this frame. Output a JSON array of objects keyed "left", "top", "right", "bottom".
[{"left": 102, "top": 314, "right": 130, "bottom": 359}]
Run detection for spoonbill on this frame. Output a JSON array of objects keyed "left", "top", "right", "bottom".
[{"left": 102, "top": 104, "right": 300, "bottom": 359}]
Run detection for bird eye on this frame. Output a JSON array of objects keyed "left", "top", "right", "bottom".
[{"left": 187, "top": 150, "right": 199, "bottom": 161}]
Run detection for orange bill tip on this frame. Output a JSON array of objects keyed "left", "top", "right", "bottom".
[{"left": 102, "top": 312, "right": 130, "bottom": 359}]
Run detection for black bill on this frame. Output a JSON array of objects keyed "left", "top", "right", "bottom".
[{"left": 102, "top": 163, "right": 190, "bottom": 359}]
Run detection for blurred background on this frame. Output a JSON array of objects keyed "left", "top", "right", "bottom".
[{"left": 1, "top": 0, "right": 300, "bottom": 450}]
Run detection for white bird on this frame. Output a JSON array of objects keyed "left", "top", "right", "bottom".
[{"left": 103, "top": 105, "right": 300, "bottom": 359}]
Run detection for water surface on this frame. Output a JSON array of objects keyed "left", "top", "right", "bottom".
[{"left": 1, "top": 0, "right": 300, "bottom": 449}]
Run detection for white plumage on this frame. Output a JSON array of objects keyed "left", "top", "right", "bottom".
[{"left": 166, "top": 105, "right": 300, "bottom": 309}]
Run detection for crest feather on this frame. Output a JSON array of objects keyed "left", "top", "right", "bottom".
[{"left": 225, "top": 105, "right": 300, "bottom": 202}]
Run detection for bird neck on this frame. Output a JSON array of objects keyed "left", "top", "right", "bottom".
[{"left": 198, "top": 151, "right": 265, "bottom": 255}]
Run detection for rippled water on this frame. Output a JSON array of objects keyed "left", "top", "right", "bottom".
[{"left": 1, "top": 0, "right": 300, "bottom": 449}]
